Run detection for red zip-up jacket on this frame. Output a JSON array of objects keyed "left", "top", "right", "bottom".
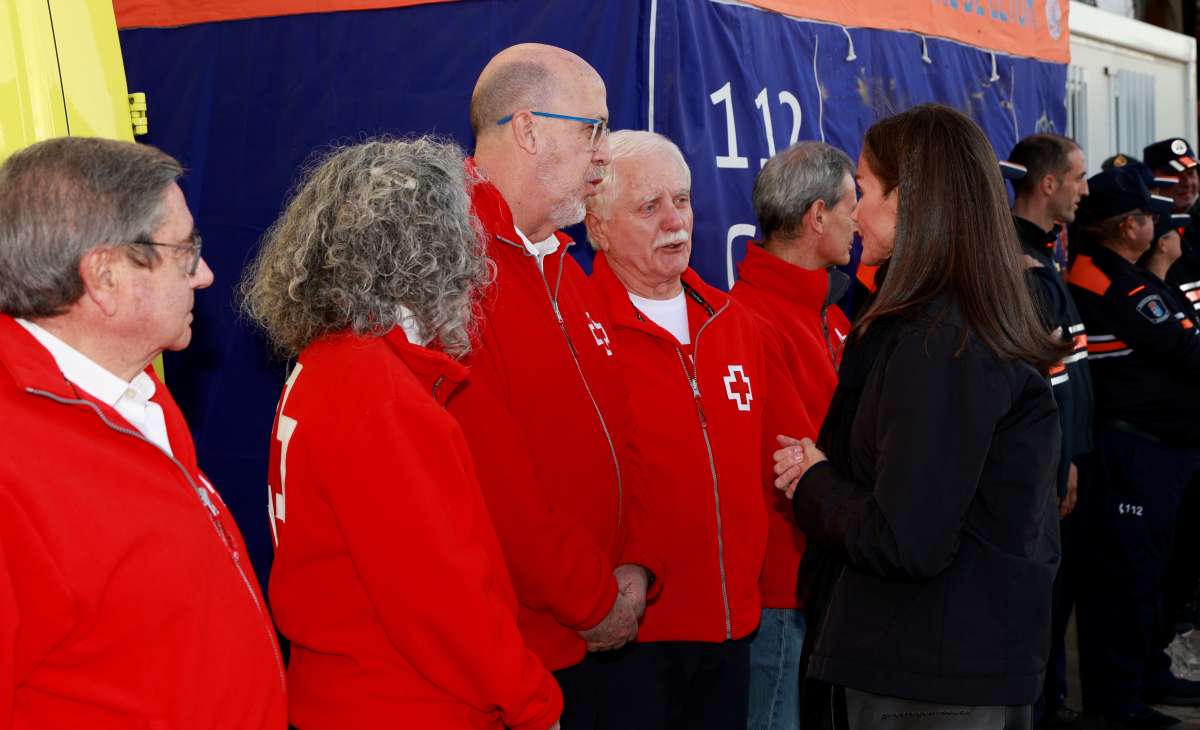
[
  {"left": 588, "top": 256, "right": 811, "bottom": 642},
  {"left": 267, "top": 328, "right": 561, "bottom": 729},
  {"left": 731, "top": 244, "right": 849, "bottom": 608},
  {"left": 0, "top": 315, "right": 287, "bottom": 729},
  {"left": 445, "top": 160, "right": 657, "bottom": 670}
]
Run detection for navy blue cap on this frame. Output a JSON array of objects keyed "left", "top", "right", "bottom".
[
  {"left": 1102, "top": 153, "right": 1180, "bottom": 189},
  {"left": 1076, "top": 167, "right": 1158, "bottom": 224},
  {"left": 1155, "top": 212, "right": 1194, "bottom": 241},
  {"left": 1143, "top": 138, "right": 1199, "bottom": 174},
  {"left": 999, "top": 160, "right": 1027, "bottom": 180}
]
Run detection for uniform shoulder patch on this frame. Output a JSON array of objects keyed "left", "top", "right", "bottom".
[
  {"left": 1136, "top": 294, "right": 1170, "bottom": 323},
  {"left": 1067, "top": 256, "right": 1111, "bottom": 296}
]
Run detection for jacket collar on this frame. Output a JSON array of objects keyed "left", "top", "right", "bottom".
[
  {"left": 737, "top": 242, "right": 848, "bottom": 311},
  {"left": 591, "top": 252, "right": 728, "bottom": 335},
  {"left": 1013, "top": 215, "right": 1061, "bottom": 257},
  {"left": 0, "top": 313, "right": 92, "bottom": 400},
  {"left": 466, "top": 156, "right": 573, "bottom": 262},
  {"left": 381, "top": 327, "right": 469, "bottom": 406}
]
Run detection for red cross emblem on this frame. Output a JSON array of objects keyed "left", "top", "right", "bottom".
[{"left": 723, "top": 364, "right": 753, "bottom": 411}]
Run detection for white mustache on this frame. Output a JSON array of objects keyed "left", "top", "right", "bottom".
[{"left": 655, "top": 230, "right": 690, "bottom": 248}]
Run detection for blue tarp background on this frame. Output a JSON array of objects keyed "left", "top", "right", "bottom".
[{"left": 118, "top": 0, "right": 1067, "bottom": 589}]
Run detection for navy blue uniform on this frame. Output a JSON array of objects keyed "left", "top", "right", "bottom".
[
  {"left": 1016, "top": 216, "right": 1094, "bottom": 496},
  {"left": 1015, "top": 216, "right": 1094, "bottom": 720},
  {"left": 1067, "top": 245, "right": 1200, "bottom": 717}
]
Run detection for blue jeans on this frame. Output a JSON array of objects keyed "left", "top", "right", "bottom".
[{"left": 748, "top": 608, "right": 806, "bottom": 730}]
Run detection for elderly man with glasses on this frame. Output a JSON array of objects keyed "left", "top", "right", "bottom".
[
  {"left": 448, "top": 43, "right": 659, "bottom": 728},
  {"left": 0, "top": 137, "right": 286, "bottom": 728}
]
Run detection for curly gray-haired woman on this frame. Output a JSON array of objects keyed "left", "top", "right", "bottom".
[{"left": 242, "top": 137, "right": 563, "bottom": 730}]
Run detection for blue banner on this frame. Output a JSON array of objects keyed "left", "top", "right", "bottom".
[{"left": 117, "top": 0, "right": 1067, "bottom": 585}]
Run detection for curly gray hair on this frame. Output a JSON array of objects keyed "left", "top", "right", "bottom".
[{"left": 241, "top": 137, "right": 491, "bottom": 357}]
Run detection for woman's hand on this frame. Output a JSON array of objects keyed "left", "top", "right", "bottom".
[{"left": 773, "top": 435, "right": 827, "bottom": 499}]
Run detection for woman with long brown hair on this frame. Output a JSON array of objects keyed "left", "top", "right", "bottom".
[{"left": 775, "top": 104, "right": 1070, "bottom": 729}]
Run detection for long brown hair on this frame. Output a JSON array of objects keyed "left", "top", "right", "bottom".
[{"left": 854, "top": 104, "right": 1069, "bottom": 370}]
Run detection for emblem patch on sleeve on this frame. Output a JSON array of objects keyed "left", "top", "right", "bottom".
[{"left": 1136, "top": 294, "right": 1170, "bottom": 323}]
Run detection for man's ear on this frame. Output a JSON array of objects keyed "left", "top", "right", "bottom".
[
  {"left": 1040, "top": 173, "right": 1059, "bottom": 198},
  {"left": 585, "top": 210, "right": 609, "bottom": 252},
  {"left": 806, "top": 199, "right": 829, "bottom": 235},
  {"left": 508, "top": 110, "right": 540, "bottom": 155},
  {"left": 79, "top": 246, "right": 123, "bottom": 317}
]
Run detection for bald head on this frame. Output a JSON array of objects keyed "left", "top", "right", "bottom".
[{"left": 470, "top": 43, "right": 602, "bottom": 138}]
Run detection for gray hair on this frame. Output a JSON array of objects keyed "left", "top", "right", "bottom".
[
  {"left": 753, "top": 141, "right": 854, "bottom": 242},
  {"left": 241, "top": 136, "right": 491, "bottom": 358},
  {"left": 0, "top": 137, "right": 182, "bottom": 318},
  {"left": 586, "top": 130, "right": 691, "bottom": 249}
]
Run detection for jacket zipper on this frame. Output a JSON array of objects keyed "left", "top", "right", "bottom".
[
  {"left": 503, "top": 235, "right": 624, "bottom": 530},
  {"left": 26, "top": 388, "right": 288, "bottom": 693},
  {"left": 820, "top": 306, "right": 837, "bottom": 365},
  {"left": 668, "top": 304, "right": 733, "bottom": 639}
]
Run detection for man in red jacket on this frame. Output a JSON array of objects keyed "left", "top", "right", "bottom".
[
  {"left": 583, "top": 130, "right": 814, "bottom": 730},
  {"left": 730, "top": 141, "right": 856, "bottom": 730},
  {"left": 247, "top": 138, "right": 562, "bottom": 729},
  {"left": 453, "top": 43, "right": 658, "bottom": 726},
  {"left": 0, "top": 137, "right": 287, "bottom": 728}
]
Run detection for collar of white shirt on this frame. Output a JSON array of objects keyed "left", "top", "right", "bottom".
[{"left": 514, "top": 226, "right": 561, "bottom": 271}]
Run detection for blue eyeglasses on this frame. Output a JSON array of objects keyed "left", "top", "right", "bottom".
[{"left": 496, "top": 111, "right": 609, "bottom": 151}]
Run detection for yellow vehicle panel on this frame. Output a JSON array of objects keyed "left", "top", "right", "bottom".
[{"left": 0, "top": 0, "right": 135, "bottom": 162}]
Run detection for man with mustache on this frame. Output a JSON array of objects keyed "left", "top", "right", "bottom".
[
  {"left": 583, "top": 130, "right": 813, "bottom": 730},
  {"left": 450, "top": 43, "right": 659, "bottom": 727}
]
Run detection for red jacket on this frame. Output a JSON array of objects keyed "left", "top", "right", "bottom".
[
  {"left": 0, "top": 315, "right": 286, "bottom": 729},
  {"left": 589, "top": 255, "right": 811, "bottom": 642},
  {"left": 267, "top": 328, "right": 561, "bottom": 730},
  {"left": 444, "top": 160, "right": 655, "bottom": 670},
  {"left": 731, "top": 244, "right": 848, "bottom": 608}
]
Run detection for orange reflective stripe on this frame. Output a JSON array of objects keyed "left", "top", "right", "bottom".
[
  {"left": 1127, "top": 285, "right": 1147, "bottom": 296},
  {"left": 1048, "top": 363, "right": 1067, "bottom": 375},
  {"left": 1088, "top": 339, "right": 1130, "bottom": 353},
  {"left": 1187, "top": 290, "right": 1200, "bottom": 302},
  {"left": 1073, "top": 334, "right": 1088, "bottom": 350},
  {"left": 1184, "top": 319, "right": 1195, "bottom": 330}
]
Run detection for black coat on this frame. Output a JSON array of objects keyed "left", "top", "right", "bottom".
[
  {"left": 792, "top": 302, "right": 1061, "bottom": 707},
  {"left": 1015, "top": 216, "right": 1095, "bottom": 497}
]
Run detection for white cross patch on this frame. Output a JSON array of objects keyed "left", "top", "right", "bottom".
[
  {"left": 723, "top": 365, "right": 753, "bottom": 411},
  {"left": 585, "top": 311, "right": 613, "bottom": 356}
]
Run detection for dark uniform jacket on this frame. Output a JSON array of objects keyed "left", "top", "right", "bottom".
[
  {"left": 1166, "top": 216, "right": 1200, "bottom": 316},
  {"left": 793, "top": 300, "right": 1062, "bottom": 706},
  {"left": 1016, "top": 216, "right": 1094, "bottom": 496},
  {"left": 1069, "top": 245, "right": 1200, "bottom": 447}
]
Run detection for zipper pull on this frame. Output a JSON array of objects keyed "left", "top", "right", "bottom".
[{"left": 690, "top": 378, "right": 708, "bottom": 427}]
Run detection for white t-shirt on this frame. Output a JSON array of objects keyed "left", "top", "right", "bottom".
[
  {"left": 514, "top": 226, "right": 561, "bottom": 272},
  {"left": 629, "top": 290, "right": 690, "bottom": 345},
  {"left": 17, "top": 319, "right": 174, "bottom": 456}
]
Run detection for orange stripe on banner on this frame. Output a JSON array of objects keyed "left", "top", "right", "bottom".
[
  {"left": 114, "top": 0, "right": 453, "bottom": 29},
  {"left": 741, "top": 0, "right": 1069, "bottom": 63},
  {"left": 1088, "top": 339, "right": 1130, "bottom": 353},
  {"left": 115, "top": 0, "right": 1070, "bottom": 62}
]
